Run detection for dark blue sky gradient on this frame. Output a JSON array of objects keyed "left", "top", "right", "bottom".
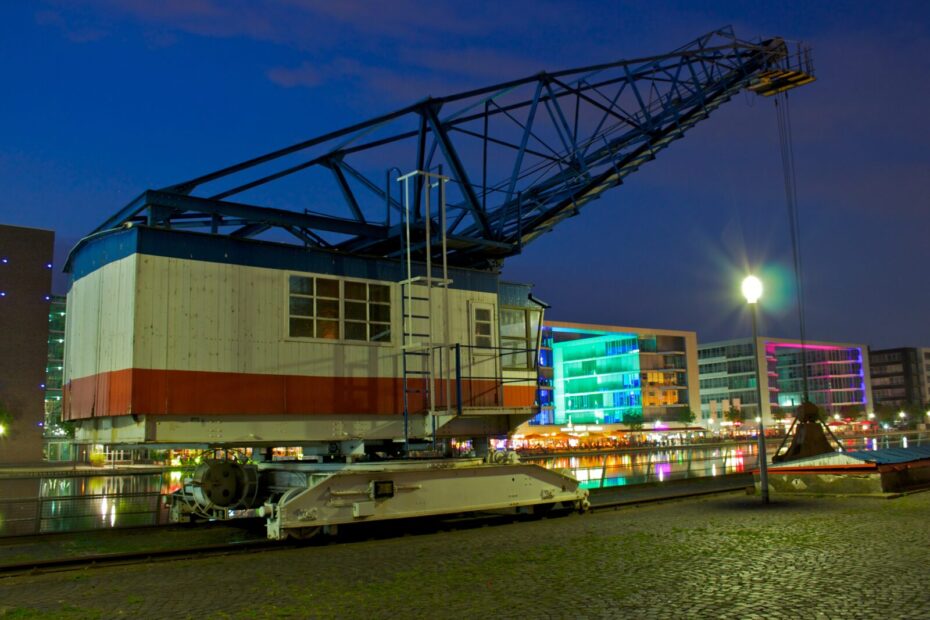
[{"left": 1, "top": 1, "right": 928, "bottom": 348}]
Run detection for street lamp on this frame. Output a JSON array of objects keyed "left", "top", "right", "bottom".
[{"left": 742, "top": 274, "right": 769, "bottom": 504}]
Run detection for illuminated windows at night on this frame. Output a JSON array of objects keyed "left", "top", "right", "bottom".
[
  {"left": 770, "top": 343, "right": 867, "bottom": 412},
  {"left": 554, "top": 333, "right": 642, "bottom": 425},
  {"left": 698, "top": 338, "right": 870, "bottom": 422},
  {"left": 535, "top": 324, "right": 695, "bottom": 427}
]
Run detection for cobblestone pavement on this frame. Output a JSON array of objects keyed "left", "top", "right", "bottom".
[{"left": 1, "top": 490, "right": 928, "bottom": 619}]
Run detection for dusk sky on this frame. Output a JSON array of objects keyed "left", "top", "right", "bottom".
[{"left": 1, "top": 1, "right": 928, "bottom": 348}]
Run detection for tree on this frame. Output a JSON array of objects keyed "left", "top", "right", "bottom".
[
  {"left": 844, "top": 405, "right": 865, "bottom": 422},
  {"left": 725, "top": 406, "right": 744, "bottom": 425},
  {"left": 624, "top": 412, "right": 645, "bottom": 433},
  {"left": 874, "top": 404, "right": 897, "bottom": 427},
  {"left": 675, "top": 408, "right": 696, "bottom": 426},
  {"left": 902, "top": 402, "right": 925, "bottom": 429}
]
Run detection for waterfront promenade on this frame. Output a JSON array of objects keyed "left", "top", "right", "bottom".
[{"left": 1, "top": 489, "right": 928, "bottom": 618}]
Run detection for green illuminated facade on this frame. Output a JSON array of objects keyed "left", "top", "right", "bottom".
[
  {"left": 534, "top": 321, "right": 699, "bottom": 428},
  {"left": 553, "top": 333, "right": 641, "bottom": 425},
  {"left": 44, "top": 294, "right": 73, "bottom": 461}
]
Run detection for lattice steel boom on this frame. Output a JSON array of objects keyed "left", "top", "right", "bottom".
[{"left": 86, "top": 27, "right": 815, "bottom": 270}]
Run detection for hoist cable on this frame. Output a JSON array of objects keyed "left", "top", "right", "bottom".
[{"left": 775, "top": 92, "right": 810, "bottom": 402}]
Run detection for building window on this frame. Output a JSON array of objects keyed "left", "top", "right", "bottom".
[
  {"left": 289, "top": 275, "right": 339, "bottom": 339},
  {"left": 288, "top": 275, "right": 391, "bottom": 343},
  {"left": 500, "top": 307, "right": 541, "bottom": 369},
  {"left": 474, "top": 307, "right": 493, "bottom": 348},
  {"left": 345, "top": 281, "right": 391, "bottom": 342}
]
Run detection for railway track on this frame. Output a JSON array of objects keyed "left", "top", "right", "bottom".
[{"left": 0, "top": 475, "right": 751, "bottom": 578}]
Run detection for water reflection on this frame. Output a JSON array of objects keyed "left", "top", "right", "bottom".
[
  {"left": 0, "top": 471, "right": 184, "bottom": 537},
  {"left": 523, "top": 442, "right": 761, "bottom": 489},
  {"left": 524, "top": 433, "right": 926, "bottom": 490},
  {"left": 1, "top": 433, "right": 925, "bottom": 537}
]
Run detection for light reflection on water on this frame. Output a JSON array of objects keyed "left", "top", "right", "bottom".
[
  {"left": 0, "top": 434, "right": 923, "bottom": 536},
  {"left": 0, "top": 471, "right": 186, "bottom": 537},
  {"left": 524, "top": 433, "right": 924, "bottom": 490},
  {"left": 523, "top": 443, "right": 758, "bottom": 489}
]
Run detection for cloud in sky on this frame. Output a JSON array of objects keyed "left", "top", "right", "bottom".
[
  {"left": 35, "top": 9, "right": 108, "bottom": 42},
  {"left": 37, "top": 0, "right": 569, "bottom": 98},
  {"left": 266, "top": 61, "right": 322, "bottom": 88}
]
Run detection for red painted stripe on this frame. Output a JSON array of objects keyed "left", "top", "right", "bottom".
[{"left": 64, "top": 369, "right": 537, "bottom": 419}]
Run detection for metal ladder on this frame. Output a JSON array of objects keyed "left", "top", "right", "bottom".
[{"left": 398, "top": 170, "right": 452, "bottom": 452}]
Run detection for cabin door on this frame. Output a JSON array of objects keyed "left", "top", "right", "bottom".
[{"left": 466, "top": 301, "right": 501, "bottom": 407}]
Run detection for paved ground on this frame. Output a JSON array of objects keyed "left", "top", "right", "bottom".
[{"left": 1, "top": 490, "right": 928, "bottom": 619}]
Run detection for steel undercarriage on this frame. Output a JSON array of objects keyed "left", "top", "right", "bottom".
[{"left": 168, "top": 456, "right": 589, "bottom": 540}]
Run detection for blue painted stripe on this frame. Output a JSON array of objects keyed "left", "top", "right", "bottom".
[
  {"left": 68, "top": 227, "right": 140, "bottom": 283},
  {"left": 498, "top": 281, "right": 533, "bottom": 307},
  {"left": 69, "top": 226, "right": 500, "bottom": 293}
]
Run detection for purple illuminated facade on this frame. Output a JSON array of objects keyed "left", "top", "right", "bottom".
[{"left": 699, "top": 337, "right": 873, "bottom": 426}]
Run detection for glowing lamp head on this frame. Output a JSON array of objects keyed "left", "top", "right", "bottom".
[
  {"left": 741, "top": 275, "right": 763, "bottom": 304},
  {"left": 0, "top": 424, "right": 5, "bottom": 437}
]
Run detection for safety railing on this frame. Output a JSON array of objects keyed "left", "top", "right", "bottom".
[{"left": 410, "top": 343, "right": 539, "bottom": 415}]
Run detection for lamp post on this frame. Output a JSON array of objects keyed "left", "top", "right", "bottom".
[{"left": 742, "top": 275, "right": 769, "bottom": 504}]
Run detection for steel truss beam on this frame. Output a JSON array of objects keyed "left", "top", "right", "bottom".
[{"left": 85, "top": 27, "right": 814, "bottom": 270}]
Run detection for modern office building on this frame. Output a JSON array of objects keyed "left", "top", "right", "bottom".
[
  {"left": 531, "top": 321, "right": 700, "bottom": 430},
  {"left": 869, "top": 348, "right": 926, "bottom": 409},
  {"left": 0, "top": 224, "right": 54, "bottom": 463},
  {"left": 698, "top": 337, "right": 873, "bottom": 427}
]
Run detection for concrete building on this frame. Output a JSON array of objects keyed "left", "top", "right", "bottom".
[
  {"left": 530, "top": 321, "right": 700, "bottom": 431},
  {"left": 0, "top": 224, "right": 54, "bottom": 463},
  {"left": 869, "top": 348, "right": 925, "bottom": 410},
  {"left": 920, "top": 348, "right": 930, "bottom": 408},
  {"left": 698, "top": 337, "right": 872, "bottom": 428}
]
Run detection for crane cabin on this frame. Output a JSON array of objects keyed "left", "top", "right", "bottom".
[{"left": 63, "top": 222, "right": 545, "bottom": 457}]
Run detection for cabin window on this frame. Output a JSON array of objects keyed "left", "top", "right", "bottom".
[
  {"left": 500, "top": 307, "right": 542, "bottom": 370},
  {"left": 289, "top": 275, "right": 340, "bottom": 339},
  {"left": 473, "top": 307, "right": 493, "bottom": 348},
  {"left": 345, "top": 281, "right": 391, "bottom": 343},
  {"left": 288, "top": 275, "right": 391, "bottom": 343}
]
